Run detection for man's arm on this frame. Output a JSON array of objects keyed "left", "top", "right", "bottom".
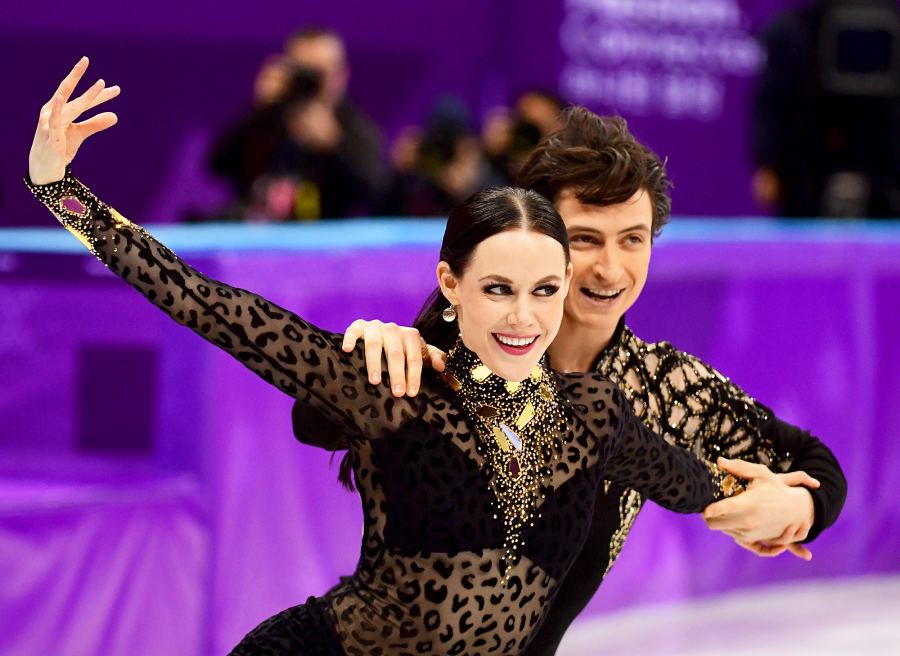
[{"left": 658, "top": 345, "right": 846, "bottom": 554}]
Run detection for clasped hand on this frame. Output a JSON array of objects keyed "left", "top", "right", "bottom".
[{"left": 705, "top": 458, "right": 818, "bottom": 560}]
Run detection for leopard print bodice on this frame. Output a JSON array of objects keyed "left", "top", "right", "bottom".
[{"left": 28, "top": 171, "right": 733, "bottom": 655}]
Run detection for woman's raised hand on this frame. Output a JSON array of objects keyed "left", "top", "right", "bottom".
[{"left": 29, "top": 57, "right": 121, "bottom": 185}]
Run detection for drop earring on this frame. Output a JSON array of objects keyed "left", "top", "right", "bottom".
[{"left": 442, "top": 305, "right": 457, "bottom": 322}]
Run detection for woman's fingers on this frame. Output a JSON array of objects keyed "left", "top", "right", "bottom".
[
  {"left": 72, "top": 112, "right": 119, "bottom": 142},
  {"left": 737, "top": 539, "right": 787, "bottom": 558},
  {"left": 46, "top": 93, "right": 64, "bottom": 134},
  {"left": 62, "top": 79, "right": 108, "bottom": 124},
  {"left": 53, "top": 56, "right": 90, "bottom": 106},
  {"left": 82, "top": 84, "right": 120, "bottom": 115}
]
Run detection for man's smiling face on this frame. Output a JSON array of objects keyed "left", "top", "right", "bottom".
[{"left": 556, "top": 188, "right": 653, "bottom": 338}]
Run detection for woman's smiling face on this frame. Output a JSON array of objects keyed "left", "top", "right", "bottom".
[{"left": 438, "top": 228, "right": 572, "bottom": 381}]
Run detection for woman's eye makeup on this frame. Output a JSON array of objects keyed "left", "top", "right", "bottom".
[
  {"left": 483, "top": 283, "right": 512, "bottom": 295},
  {"left": 483, "top": 283, "right": 560, "bottom": 296}
]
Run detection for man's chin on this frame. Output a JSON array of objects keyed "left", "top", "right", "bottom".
[{"left": 563, "top": 305, "right": 624, "bottom": 334}]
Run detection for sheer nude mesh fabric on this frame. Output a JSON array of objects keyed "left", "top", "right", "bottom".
[{"left": 28, "top": 171, "right": 732, "bottom": 655}]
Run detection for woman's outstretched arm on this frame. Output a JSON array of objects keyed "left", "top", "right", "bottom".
[
  {"left": 27, "top": 58, "right": 406, "bottom": 442},
  {"left": 566, "top": 372, "right": 750, "bottom": 513}
]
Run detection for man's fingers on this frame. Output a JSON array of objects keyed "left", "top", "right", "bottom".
[
  {"left": 778, "top": 470, "right": 820, "bottom": 489},
  {"left": 704, "top": 513, "right": 747, "bottom": 531},
  {"left": 717, "top": 457, "right": 770, "bottom": 480},
  {"left": 720, "top": 527, "right": 748, "bottom": 541},
  {"left": 362, "top": 322, "right": 385, "bottom": 385},
  {"left": 381, "top": 324, "right": 408, "bottom": 396},
  {"left": 786, "top": 543, "right": 813, "bottom": 561},
  {"left": 342, "top": 320, "right": 367, "bottom": 351},
  {"left": 54, "top": 56, "right": 89, "bottom": 105},
  {"left": 769, "top": 524, "right": 799, "bottom": 546},
  {"left": 403, "top": 333, "right": 424, "bottom": 396},
  {"left": 427, "top": 346, "right": 447, "bottom": 372},
  {"left": 738, "top": 540, "right": 787, "bottom": 558}
]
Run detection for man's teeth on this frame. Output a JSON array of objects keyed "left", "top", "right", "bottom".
[
  {"left": 496, "top": 334, "right": 537, "bottom": 347},
  {"left": 584, "top": 288, "right": 623, "bottom": 299}
]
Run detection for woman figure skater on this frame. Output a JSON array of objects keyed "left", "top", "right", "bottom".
[{"left": 27, "top": 58, "right": 742, "bottom": 655}]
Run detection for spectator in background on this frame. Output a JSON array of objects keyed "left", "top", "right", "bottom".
[
  {"left": 483, "top": 89, "right": 566, "bottom": 185},
  {"left": 752, "top": 0, "right": 900, "bottom": 218},
  {"left": 209, "top": 57, "right": 319, "bottom": 218},
  {"left": 209, "top": 27, "right": 385, "bottom": 221},
  {"left": 381, "top": 97, "right": 503, "bottom": 216}
]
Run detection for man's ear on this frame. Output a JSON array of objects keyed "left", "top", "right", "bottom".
[{"left": 563, "top": 262, "right": 574, "bottom": 295}]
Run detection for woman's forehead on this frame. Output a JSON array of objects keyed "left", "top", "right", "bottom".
[{"left": 466, "top": 230, "right": 567, "bottom": 278}]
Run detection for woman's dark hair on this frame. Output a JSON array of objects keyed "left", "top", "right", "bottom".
[
  {"left": 412, "top": 186, "right": 570, "bottom": 353},
  {"left": 517, "top": 107, "right": 673, "bottom": 237}
]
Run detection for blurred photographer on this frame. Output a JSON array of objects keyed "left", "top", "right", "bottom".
[
  {"left": 483, "top": 90, "right": 566, "bottom": 186},
  {"left": 209, "top": 28, "right": 384, "bottom": 221},
  {"left": 275, "top": 27, "right": 386, "bottom": 218}
]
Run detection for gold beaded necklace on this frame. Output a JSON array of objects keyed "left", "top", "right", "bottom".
[{"left": 441, "top": 340, "right": 565, "bottom": 578}]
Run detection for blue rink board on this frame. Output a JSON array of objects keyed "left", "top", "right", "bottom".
[{"left": 1, "top": 217, "right": 899, "bottom": 254}]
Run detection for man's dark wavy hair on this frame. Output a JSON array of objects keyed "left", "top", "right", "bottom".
[{"left": 516, "top": 106, "right": 673, "bottom": 237}]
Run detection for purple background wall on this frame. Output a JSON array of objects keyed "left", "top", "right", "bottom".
[{"left": 3, "top": 0, "right": 810, "bottom": 228}]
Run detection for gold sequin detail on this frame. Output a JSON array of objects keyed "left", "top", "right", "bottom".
[
  {"left": 492, "top": 426, "right": 512, "bottom": 452},
  {"left": 595, "top": 322, "right": 771, "bottom": 579},
  {"left": 471, "top": 364, "right": 492, "bottom": 382},
  {"left": 443, "top": 341, "right": 564, "bottom": 583},
  {"left": 441, "top": 372, "right": 462, "bottom": 392},
  {"left": 515, "top": 400, "right": 535, "bottom": 429},
  {"left": 110, "top": 207, "right": 134, "bottom": 229}
]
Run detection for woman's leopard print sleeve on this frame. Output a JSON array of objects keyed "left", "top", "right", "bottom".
[
  {"left": 564, "top": 373, "right": 742, "bottom": 512},
  {"left": 26, "top": 169, "right": 395, "bottom": 441}
]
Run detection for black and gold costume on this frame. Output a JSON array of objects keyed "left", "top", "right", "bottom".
[
  {"left": 521, "top": 322, "right": 847, "bottom": 656},
  {"left": 27, "top": 170, "right": 740, "bottom": 655}
]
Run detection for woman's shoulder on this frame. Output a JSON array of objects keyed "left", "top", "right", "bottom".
[{"left": 555, "top": 370, "right": 625, "bottom": 409}]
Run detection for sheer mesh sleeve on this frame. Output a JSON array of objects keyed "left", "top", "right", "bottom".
[
  {"left": 646, "top": 345, "right": 784, "bottom": 467},
  {"left": 566, "top": 372, "right": 740, "bottom": 513},
  {"left": 649, "top": 344, "right": 844, "bottom": 531},
  {"left": 25, "top": 169, "right": 407, "bottom": 441}
]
